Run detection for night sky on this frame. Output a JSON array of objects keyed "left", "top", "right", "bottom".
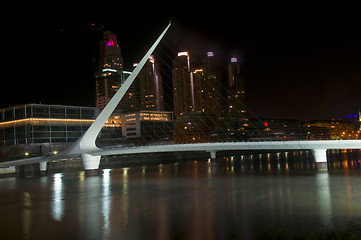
[{"left": 4, "top": 6, "right": 361, "bottom": 121}]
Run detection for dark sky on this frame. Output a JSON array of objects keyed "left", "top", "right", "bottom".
[{"left": 4, "top": 5, "right": 361, "bottom": 120}]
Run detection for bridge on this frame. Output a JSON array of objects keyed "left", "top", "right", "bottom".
[
  {"left": 1, "top": 22, "right": 360, "bottom": 173},
  {"left": 1, "top": 139, "right": 361, "bottom": 172}
]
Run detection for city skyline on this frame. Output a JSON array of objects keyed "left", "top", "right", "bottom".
[
  {"left": 2, "top": 10, "right": 361, "bottom": 239},
  {"left": 5, "top": 8, "right": 361, "bottom": 121}
]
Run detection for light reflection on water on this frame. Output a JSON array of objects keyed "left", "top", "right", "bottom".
[
  {"left": 52, "top": 173, "right": 64, "bottom": 221},
  {"left": 0, "top": 150, "right": 360, "bottom": 239}
]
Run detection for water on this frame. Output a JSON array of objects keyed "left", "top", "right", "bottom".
[{"left": 1, "top": 150, "right": 361, "bottom": 240}]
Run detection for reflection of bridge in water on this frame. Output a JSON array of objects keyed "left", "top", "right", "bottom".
[{"left": 1, "top": 22, "right": 360, "bottom": 173}]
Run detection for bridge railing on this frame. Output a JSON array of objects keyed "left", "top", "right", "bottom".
[{"left": 113, "top": 137, "right": 360, "bottom": 149}]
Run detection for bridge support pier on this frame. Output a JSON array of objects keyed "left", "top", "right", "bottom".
[
  {"left": 312, "top": 149, "right": 328, "bottom": 171},
  {"left": 81, "top": 153, "right": 101, "bottom": 176},
  {"left": 39, "top": 161, "right": 47, "bottom": 175},
  {"left": 208, "top": 151, "right": 217, "bottom": 159}
]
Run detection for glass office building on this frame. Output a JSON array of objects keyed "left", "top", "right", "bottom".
[{"left": 0, "top": 104, "right": 99, "bottom": 145}]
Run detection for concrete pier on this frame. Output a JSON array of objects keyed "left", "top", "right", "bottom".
[
  {"left": 208, "top": 151, "right": 217, "bottom": 159},
  {"left": 39, "top": 161, "right": 47, "bottom": 175},
  {"left": 313, "top": 149, "right": 328, "bottom": 171},
  {"left": 81, "top": 153, "right": 101, "bottom": 176}
]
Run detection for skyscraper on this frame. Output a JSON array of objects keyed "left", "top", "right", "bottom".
[
  {"left": 137, "top": 55, "right": 164, "bottom": 111},
  {"left": 201, "top": 52, "right": 223, "bottom": 114},
  {"left": 96, "top": 31, "right": 124, "bottom": 111},
  {"left": 227, "top": 57, "right": 246, "bottom": 118},
  {"left": 118, "top": 67, "right": 141, "bottom": 112},
  {"left": 172, "top": 51, "right": 201, "bottom": 116}
]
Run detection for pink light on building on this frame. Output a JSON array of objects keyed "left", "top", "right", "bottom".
[{"left": 106, "top": 39, "right": 115, "bottom": 46}]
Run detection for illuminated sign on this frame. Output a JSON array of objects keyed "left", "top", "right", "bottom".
[
  {"left": 207, "top": 52, "right": 214, "bottom": 57},
  {"left": 231, "top": 57, "right": 237, "bottom": 63}
]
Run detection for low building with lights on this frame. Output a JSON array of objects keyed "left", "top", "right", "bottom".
[
  {"left": 0, "top": 104, "right": 174, "bottom": 160},
  {"left": 99, "top": 110, "right": 174, "bottom": 145},
  {"left": 306, "top": 120, "right": 359, "bottom": 140},
  {"left": 174, "top": 112, "right": 215, "bottom": 143},
  {"left": 0, "top": 104, "right": 99, "bottom": 145},
  {"left": 0, "top": 104, "right": 98, "bottom": 160},
  {"left": 246, "top": 118, "right": 304, "bottom": 140}
]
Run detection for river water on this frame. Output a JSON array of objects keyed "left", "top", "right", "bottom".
[{"left": 0, "top": 150, "right": 361, "bottom": 240}]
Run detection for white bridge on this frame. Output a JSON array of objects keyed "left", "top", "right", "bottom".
[
  {"left": 1, "top": 22, "right": 360, "bottom": 173},
  {"left": 93, "top": 140, "right": 361, "bottom": 171},
  {"left": 1, "top": 139, "right": 361, "bottom": 172}
]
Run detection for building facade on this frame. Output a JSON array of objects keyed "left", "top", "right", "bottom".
[
  {"left": 136, "top": 55, "right": 164, "bottom": 111},
  {"left": 227, "top": 57, "right": 246, "bottom": 118},
  {"left": 172, "top": 51, "right": 198, "bottom": 116},
  {"left": 96, "top": 31, "right": 125, "bottom": 111},
  {"left": 201, "top": 52, "right": 223, "bottom": 114},
  {"left": 306, "top": 120, "right": 359, "bottom": 140},
  {"left": 0, "top": 104, "right": 99, "bottom": 145},
  {"left": 100, "top": 110, "right": 174, "bottom": 145}
]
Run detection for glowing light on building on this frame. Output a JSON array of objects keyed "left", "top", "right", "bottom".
[
  {"left": 0, "top": 118, "right": 95, "bottom": 128},
  {"left": 231, "top": 57, "right": 238, "bottom": 63},
  {"left": 207, "top": 52, "right": 214, "bottom": 57},
  {"left": 345, "top": 114, "right": 359, "bottom": 118},
  {"left": 106, "top": 39, "right": 115, "bottom": 47},
  {"left": 149, "top": 55, "right": 155, "bottom": 63},
  {"left": 102, "top": 68, "right": 117, "bottom": 72},
  {"left": 178, "top": 51, "right": 189, "bottom": 57},
  {"left": 140, "top": 112, "right": 172, "bottom": 122}
]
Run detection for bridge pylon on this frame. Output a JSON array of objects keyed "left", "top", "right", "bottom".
[
  {"left": 208, "top": 151, "right": 217, "bottom": 159},
  {"left": 81, "top": 153, "right": 101, "bottom": 175},
  {"left": 312, "top": 149, "right": 328, "bottom": 171},
  {"left": 39, "top": 161, "right": 47, "bottom": 175},
  {"left": 57, "top": 22, "right": 172, "bottom": 175}
]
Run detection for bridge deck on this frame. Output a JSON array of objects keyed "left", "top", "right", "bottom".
[
  {"left": 1, "top": 140, "right": 360, "bottom": 168},
  {"left": 91, "top": 140, "right": 361, "bottom": 156}
]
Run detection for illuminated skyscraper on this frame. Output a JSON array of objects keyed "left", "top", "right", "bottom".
[
  {"left": 99, "top": 31, "right": 123, "bottom": 71},
  {"left": 137, "top": 55, "right": 164, "bottom": 111},
  {"left": 227, "top": 57, "right": 246, "bottom": 118},
  {"left": 96, "top": 31, "right": 124, "bottom": 111},
  {"left": 201, "top": 52, "right": 223, "bottom": 114},
  {"left": 172, "top": 52, "right": 191, "bottom": 116},
  {"left": 172, "top": 51, "right": 201, "bottom": 117}
]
